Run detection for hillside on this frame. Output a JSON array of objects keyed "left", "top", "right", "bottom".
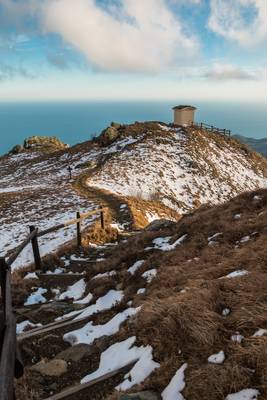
[
  {"left": 1, "top": 123, "right": 267, "bottom": 269},
  {"left": 89, "top": 122, "right": 267, "bottom": 212},
  {"left": 14, "top": 188, "right": 267, "bottom": 400}
]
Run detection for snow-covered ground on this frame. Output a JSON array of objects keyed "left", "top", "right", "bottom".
[
  {"left": 88, "top": 125, "right": 267, "bottom": 212},
  {"left": 0, "top": 146, "right": 100, "bottom": 269}
]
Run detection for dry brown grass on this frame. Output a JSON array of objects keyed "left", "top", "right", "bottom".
[
  {"left": 94, "top": 188, "right": 267, "bottom": 399},
  {"left": 15, "top": 370, "right": 39, "bottom": 400}
]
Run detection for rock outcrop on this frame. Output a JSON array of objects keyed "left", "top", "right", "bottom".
[
  {"left": 9, "top": 136, "right": 68, "bottom": 154},
  {"left": 98, "top": 122, "right": 122, "bottom": 146},
  {"left": 23, "top": 136, "right": 68, "bottom": 152}
]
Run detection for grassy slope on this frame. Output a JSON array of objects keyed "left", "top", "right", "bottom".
[
  {"left": 94, "top": 188, "right": 267, "bottom": 399},
  {"left": 12, "top": 191, "right": 267, "bottom": 399}
]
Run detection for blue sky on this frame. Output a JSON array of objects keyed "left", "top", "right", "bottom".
[{"left": 0, "top": 0, "right": 267, "bottom": 101}]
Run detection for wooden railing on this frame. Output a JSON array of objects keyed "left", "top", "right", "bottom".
[
  {"left": 0, "top": 206, "right": 106, "bottom": 399},
  {"left": 193, "top": 122, "right": 231, "bottom": 136}
]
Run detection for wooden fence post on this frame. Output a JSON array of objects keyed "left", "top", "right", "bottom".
[
  {"left": 100, "top": 209, "right": 105, "bottom": 230},
  {"left": 29, "top": 226, "right": 42, "bottom": 271},
  {"left": 77, "top": 212, "right": 82, "bottom": 248},
  {"left": 0, "top": 257, "right": 7, "bottom": 315}
]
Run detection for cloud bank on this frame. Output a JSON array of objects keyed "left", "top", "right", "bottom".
[{"left": 38, "top": 0, "right": 199, "bottom": 73}]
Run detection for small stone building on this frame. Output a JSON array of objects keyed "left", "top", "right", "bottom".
[{"left": 173, "top": 105, "right": 197, "bottom": 126}]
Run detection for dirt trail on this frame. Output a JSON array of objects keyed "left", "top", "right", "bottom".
[{"left": 73, "top": 170, "right": 135, "bottom": 230}]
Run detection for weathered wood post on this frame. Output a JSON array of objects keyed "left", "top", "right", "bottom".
[
  {"left": 77, "top": 212, "right": 82, "bottom": 247},
  {"left": 67, "top": 166, "right": 72, "bottom": 180},
  {"left": 100, "top": 208, "right": 105, "bottom": 230},
  {"left": 0, "top": 257, "right": 8, "bottom": 315},
  {"left": 29, "top": 226, "right": 42, "bottom": 271}
]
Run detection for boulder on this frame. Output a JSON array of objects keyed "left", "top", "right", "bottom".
[
  {"left": 57, "top": 344, "right": 95, "bottom": 362},
  {"left": 23, "top": 136, "right": 68, "bottom": 152},
  {"left": 99, "top": 125, "right": 120, "bottom": 145},
  {"left": 31, "top": 358, "right": 67, "bottom": 377},
  {"left": 119, "top": 391, "right": 162, "bottom": 400},
  {"left": 145, "top": 219, "right": 176, "bottom": 232}
]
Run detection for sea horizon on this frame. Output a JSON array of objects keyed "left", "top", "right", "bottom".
[{"left": 1, "top": 99, "right": 267, "bottom": 156}]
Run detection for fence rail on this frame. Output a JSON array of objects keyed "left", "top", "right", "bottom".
[
  {"left": 193, "top": 122, "right": 231, "bottom": 136},
  {"left": 0, "top": 206, "right": 106, "bottom": 399}
]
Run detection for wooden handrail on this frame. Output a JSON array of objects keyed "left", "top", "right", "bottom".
[
  {"left": 37, "top": 208, "right": 106, "bottom": 237},
  {"left": 6, "top": 228, "right": 38, "bottom": 268},
  {"left": 0, "top": 205, "right": 107, "bottom": 399},
  {"left": 193, "top": 122, "right": 231, "bottom": 135}
]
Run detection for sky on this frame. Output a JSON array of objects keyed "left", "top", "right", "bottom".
[{"left": 0, "top": 0, "right": 267, "bottom": 102}]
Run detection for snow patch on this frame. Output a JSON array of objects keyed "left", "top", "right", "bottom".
[
  {"left": 24, "top": 287, "right": 48, "bottom": 306},
  {"left": 252, "top": 329, "right": 267, "bottom": 337},
  {"left": 208, "top": 350, "right": 225, "bottom": 364},
  {"left": 23, "top": 272, "right": 39, "bottom": 280},
  {"left": 128, "top": 260, "right": 145, "bottom": 275},
  {"left": 59, "top": 279, "right": 86, "bottom": 301},
  {"left": 81, "top": 337, "right": 160, "bottom": 391},
  {"left": 220, "top": 270, "right": 249, "bottom": 279},
  {"left": 142, "top": 269, "right": 157, "bottom": 283},
  {"left": 16, "top": 320, "right": 42, "bottom": 334},
  {"left": 162, "top": 363, "right": 187, "bottom": 400},
  {"left": 91, "top": 271, "right": 116, "bottom": 280},
  {"left": 148, "top": 235, "right": 187, "bottom": 251},
  {"left": 64, "top": 307, "right": 140, "bottom": 346},
  {"left": 225, "top": 389, "right": 260, "bottom": 400},
  {"left": 57, "top": 290, "right": 124, "bottom": 321}
]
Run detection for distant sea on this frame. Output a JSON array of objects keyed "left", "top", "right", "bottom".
[{"left": 1, "top": 100, "right": 267, "bottom": 155}]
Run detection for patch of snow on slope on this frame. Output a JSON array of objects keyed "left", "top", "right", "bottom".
[
  {"left": 137, "top": 288, "right": 146, "bottom": 294},
  {"left": 252, "top": 329, "right": 267, "bottom": 337},
  {"left": 148, "top": 235, "right": 187, "bottom": 251},
  {"left": 64, "top": 307, "right": 140, "bottom": 345},
  {"left": 220, "top": 270, "right": 249, "bottom": 279},
  {"left": 24, "top": 272, "right": 39, "bottom": 280},
  {"left": 24, "top": 287, "right": 47, "bottom": 306},
  {"left": 231, "top": 333, "right": 244, "bottom": 343},
  {"left": 81, "top": 336, "right": 160, "bottom": 390},
  {"left": 56, "top": 290, "right": 124, "bottom": 321},
  {"left": 59, "top": 279, "right": 86, "bottom": 301},
  {"left": 128, "top": 260, "right": 145, "bottom": 275},
  {"left": 74, "top": 292, "right": 93, "bottom": 305},
  {"left": 225, "top": 389, "right": 260, "bottom": 400},
  {"left": 208, "top": 350, "right": 225, "bottom": 364},
  {"left": 16, "top": 320, "right": 42, "bottom": 334},
  {"left": 91, "top": 271, "right": 116, "bottom": 280},
  {"left": 46, "top": 268, "right": 66, "bottom": 275},
  {"left": 142, "top": 269, "right": 157, "bottom": 283},
  {"left": 162, "top": 363, "right": 188, "bottom": 400}
]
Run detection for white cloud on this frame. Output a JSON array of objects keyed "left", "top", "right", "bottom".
[
  {"left": 38, "top": 0, "right": 199, "bottom": 73},
  {"left": 204, "top": 63, "right": 257, "bottom": 80},
  {"left": 208, "top": 0, "right": 267, "bottom": 46}
]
